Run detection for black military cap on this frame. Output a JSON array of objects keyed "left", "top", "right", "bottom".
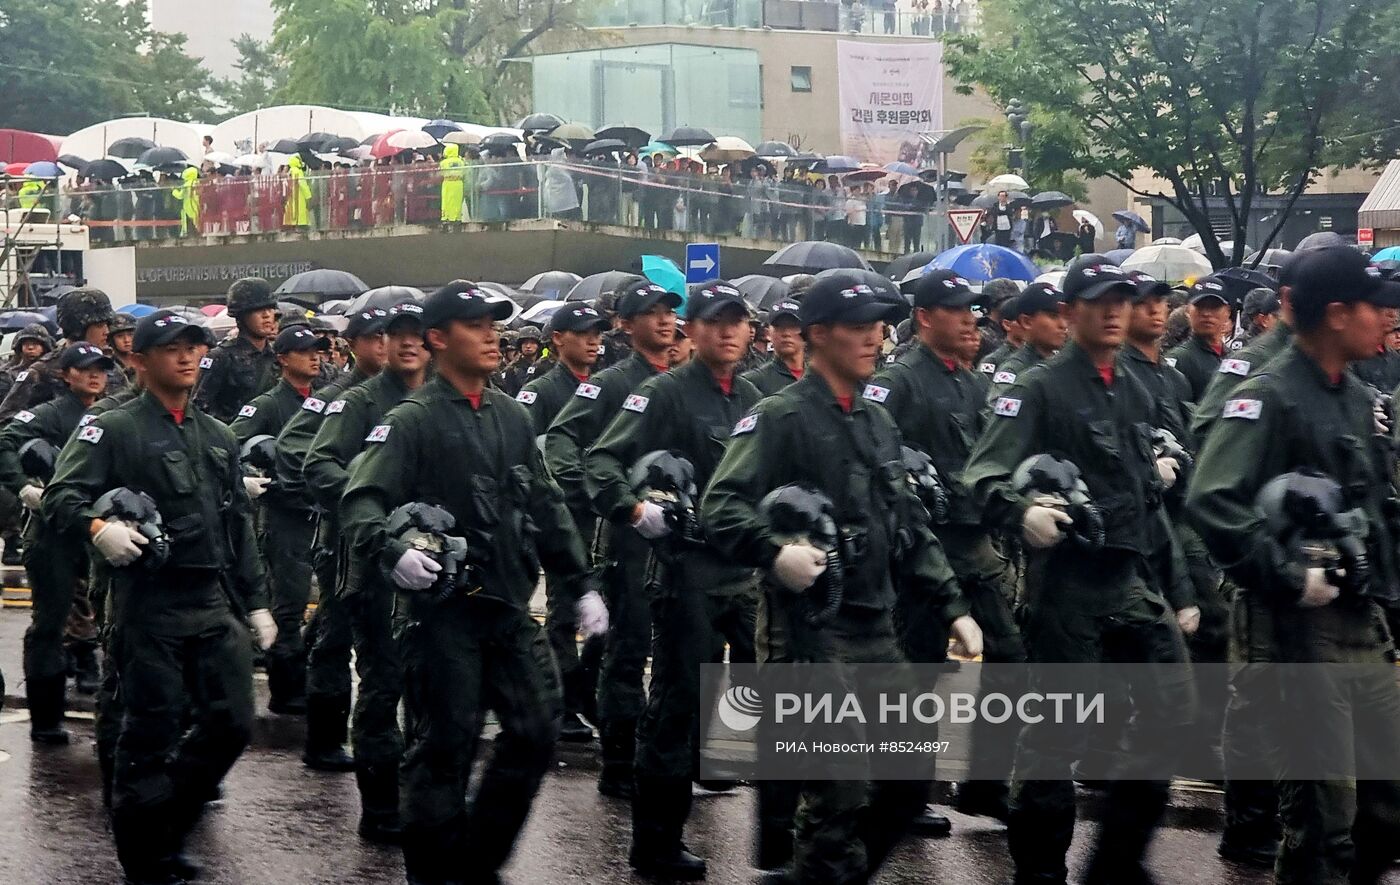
[
  {"left": 799, "top": 276, "right": 903, "bottom": 328},
  {"left": 1186, "top": 275, "right": 1230, "bottom": 306},
  {"left": 686, "top": 281, "right": 748, "bottom": 321},
  {"left": 546, "top": 303, "right": 610, "bottom": 335},
  {"left": 273, "top": 326, "right": 331, "bottom": 355},
  {"left": 385, "top": 302, "right": 425, "bottom": 332},
  {"left": 59, "top": 343, "right": 115, "bottom": 371},
  {"left": 1242, "top": 288, "right": 1281, "bottom": 318},
  {"left": 422, "top": 280, "right": 514, "bottom": 328},
  {"left": 1126, "top": 270, "right": 1173, "bottom": 300},
  {"left": 1017, "top": 282, "right": 1065, "bottom": 315},
  {"left": 764, "top": 300, "right": 802, "bottom": 325},
  {"left": 997, "top": 293, "right": 1024, "bottom": 322},
  {"left": 344, "top": 307, "right": 390, "bottom": 338},
  {"left": 132, "top": 310, "right": 207, "bottom": 352},
  {"left": 1061, "top": 261, "right": 1136, "bottom": 302},
  {"left": 909, "top": 269, "right": 979, "bottom": 309},
  {"left": 1283, "top": 246, "right": 1400, "bottom": 308},
  {"left": 617, "top": 280, "right": 682, "bottom": 318}
]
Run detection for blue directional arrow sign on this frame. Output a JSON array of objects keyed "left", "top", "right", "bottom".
[{"left": 685, "top": 242, "right": 721, "bottom": 284}]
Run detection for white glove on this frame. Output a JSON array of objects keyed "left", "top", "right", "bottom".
[
  {"left": 948, "top": 615, "right": 984, "bottom": 659},
  {"left": 576, "top": 590, "right": 609, "bottom": 638},
  {"left": 1176, "top": 605, "right": 1201, "bottom": 636},
  {"left": 249, "top": 608, "right": 277, "bottom": 651},
  {"left": 772, "top": 543, "right": 828, "bottom": 592},
  {"left": 1022, "top": 505, "right": 1073, "bottom": 549},
  {"left": 1375, "top": 401, "right": 1392, "bottom": 436},
  {"left": 92, "top": 521, "right": 148, "bottom": 567},
  {"left": 243, "top": 476, "right": 271, "bottom": 499},
  {"left": 1299, "top": 567, "right": 1340, "bottom": 609},
  {"left": 391, "top": 548, "right": 442, "bottom": 591},
  {"left": 18, "top": 482, "right": 43, "bottom": 511},
  {"left": 631, "top": 501, "right": 671, "bottom": 540},
  {"left": 1156, "top": 457, "right": 1179, "bottom": 489}
]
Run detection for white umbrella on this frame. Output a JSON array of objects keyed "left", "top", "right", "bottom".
[
  {"left": 1072, "top": 209, "right": 1104, "bottom": 238},
  {"left": 230, "top": 153, "right": 262, "bottom": 169},
  {"left": 1120, "top": 244, "right": 1213, "bottom": 282},
  {"left": 1180, "top": 233, "right": 1204, "bottom": 252},
  {"left": 386, "top": 129, "right": 439, "bottom": 151},
  {"left": 520, "top": 299, "right": 567, "bottom": 325},
  {"left": 203, "top": 151, "right": 236, "bottom": 165},
  {"left": 442, "top": 131, "right": 483, "bottom": 146},
  {"left": 986, "top": 173, "right": 1030, "bottom": 191},
  {"left": 700, "top": 136, "right": 756, "bottom": 165},
  {"left": 1153, "top": 236, "right": 1182, "bottom": 245},
  {"left": 1034, "top": 270, "right": 1067, "bottom": 289}
]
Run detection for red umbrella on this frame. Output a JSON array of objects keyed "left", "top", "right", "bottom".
[
  {"left": 4, "top": 161, "right": 29, "bottom": 176},
  {"left": 368, "top": 129, "right": 407, "bottom": 159}
]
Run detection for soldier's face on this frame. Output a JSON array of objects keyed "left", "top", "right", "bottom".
[
  {"left": 429, "top": 317, "right": 499, "bottom": 375},
  {"left": 553, "top": 329, "right": 601, "bottom": 369},
  {"left": 811, "top": 321, "right": 885, "bottom": 381},
  {"left": 519, "top": 340, "right": 539, "bottom": 358},
  {"left": 279, "top": 348, "right": 321, "bottom": 381},
  {"left": 690, "top": 309, "right": 750, "bottom": 368},
  {"left": 667, "top": 335, "right": 693, "bottom": 367},
  {"left": 1332, "top": 300, "right": 1388, "bottom": 362},
  {"left": 918, "top": 306, "right": 979, "bottom": 358},
  {"left": 64, "top": 366, "right": 109, "bottom": 399},
  {"left": 1068, "top": 293, "right": 1129, "bottom": 350},
  {"left": 83, "top": 322, "right": 109, "bottom": 348},
  {"left": 112, "top": 331, "right": 133, "bottom": 355},
  {"left": 135, "top": 339, "right": 207, "bottom": 392},
  {"left": 1128, "top": 295, "right": 1168, "bottom": 343},
  {"left": 19, "top": 342, "right": 43, "bottom": 360},
  {"left": 387, "top": 328, "right": 427, "bottom": 373},
  {"left": 350, "top": 332, "right": 388, "bottom": 374},
  {"left": 626, "top": 305, "right": 677, "bottom": 352},
  {"left": 1019, "top": 308, "right": 1068, "bottom": 352},
  {"left": 768, "top": 320, "right": 803, "bottom": 361},
  {"left": 1187, "top": 300, "right": 1231, "bottom": 340},
  {"left": 245, "top": 307, "right": 278, "bottom": 338}
]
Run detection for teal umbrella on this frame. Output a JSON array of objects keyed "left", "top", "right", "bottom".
[
  {"left": 639, "top": 141, "right": 678, "bottom": 158},
  {"left": 642, "top": 255, "right": 687, "bottom": 302}
]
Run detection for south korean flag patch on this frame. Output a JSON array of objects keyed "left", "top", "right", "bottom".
[
  {"left": 993, "top": 371, "right": 1017, "bottom": 384},
  {"left": 622, "top": 394, "right": 649, "bottom": 413},
  {"left": 78, "top": 425, "right": 104, "bottom": 444},
  {"left": 1220, "top": 358, "right": 1250, "bottom": 376},
  {"left": 994, "top": 397, "right": 1022, "bottom": 417},
  {"left": 979, "top": 362, "right": 997, "bottom": 375},
  {"left": 237, "top": 404, "right": 257, "bottom": 418},
  {"left": 325, "top": 400, "right": 347, "bottom": 415},
  {"left": 365, "top": 424, "right": 391, "bottom": 443},
  {"left": 301, "top": 397, "right": 326, "bottom": 414},
  {"left": 198, "top": 357, "right": 213, "bottom": 369},
  {"left": 516, "top": 390, "right": 537, "bottom": 406},
  {"left": 575, "top": 382, "right": 601, "bottom": 400},
  {"left": 13, "top": 410, "right": 35, "bottom": 424},
  {"left": 862, "top": 383, "right": 890, "bottom": 403},
  {"left": 1164, "top": 356, "right": 1178, "bottom": 368},
  {"left": 1223, "top": 398, "right": 1262, "bottom": 420},
  {"left": 731, "top": 414, "right": 758, "bottom": 436},
  {"left": 78, "top": 414, "right": 97, "bottom": 427}
]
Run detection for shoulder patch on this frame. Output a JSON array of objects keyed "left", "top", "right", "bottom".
[
  {"left": 526, "top": 365, "right": 536, "bottom": 376},
  {"left": 1222, "top": 398, "right": 1262, "bottom": 420},
  {"left": 78, "top": 414, "right": 96, "bottom": 427},
  {"left": 78, "top": 425, "right": 104, "bottom": 444},
  {"left": 1220, "top": 358, "right": 1250, "bottom": 376},
  {"left": 622, "top": 393, "right": 649, "bottom": 413},
  {"left": 237, "top": 404, "right": 257, "bottom": 418},
  {"left": 732, "top": 414, "right": 758, "bottom": 436},
  {"left": 862, "top": 383, "right": 890, "bottom": 403},
  {"left": 301, "top": 397, "right": 327, "bottom": 413},
  {"left": 198, "top": 356, "right": 213, "bottom": 369},
  {"left": 516, "top": 390, "right": 538, "bottom": 405},
  {"left": 597, "top": 343, "right": 606, "bottom": 354},
  {"left": 324, "top": 399, "right": 347, "bottom": 415},
  {"left": 1163, "top": 356, "right": 1178, "bottom": 368},
  {"left": 365, "top": 424, "right": 391, "bottom": 443},
  {"left": 993, "top": 371, "right": 1017, "bottom": 384},
  {"left": 13, "top": 410, "right": 34, "bottom": 424},
  {"left": 575, "top": 382, "right": 601, "bottom": 400},
  {"left": 979, "top": 362, "right": 997, "bottom": 375},
  {"left": 13, "top": 370, "right": 28, "bottom": 382},
  {"left": 994, "top": 396, "right": 1022, "bottom": 417}
]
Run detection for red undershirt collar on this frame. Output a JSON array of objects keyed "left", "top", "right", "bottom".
[
  {"left": 464, "top": 391, "right": 482, "bottom": 410},
  {"left": 1097, "top": 364, "right": 1115, "bottom": 387},
  {"left": 835, "top": 394, "right": 854, "bottom": 413}
]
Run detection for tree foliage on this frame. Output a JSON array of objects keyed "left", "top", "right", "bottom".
[
  {"left": 947, "top": 0, "right": 1393, "bottom": 267},
  {"left": 0, "top": 0, "right": 214, "bottom": 133},
  {"left": 215, "top": 36, "right": 291, "bottom": 117}
]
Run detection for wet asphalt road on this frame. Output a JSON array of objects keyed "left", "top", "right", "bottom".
[{"left": 0, "top": 595, "right": 1289, "bottom": 885}]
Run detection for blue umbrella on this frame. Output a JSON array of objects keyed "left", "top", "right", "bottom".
[
  {"left": 118, "top": 303, "right": 158, "bottom": 317},
  {"left": 883, "top": 162, "right": 920, "bottom": 177},
  {"left": 639, "top": 142, "right": 678, "bottom": 158},
  {"left": 1104, "top": 248, "right": 1136, "bottom": 265},
  {"left": 925, "top": 244, "right": 1040, "bottom": 283},
  {"left": 23, "top": 161, "right": 61, "bottom": 179},
  {"left": 1372, "top": 246, "right": 1400, "bottom": 263},
  {"left": 641, "top": 255, "right": 687, "bottom": 299},
  {"left": 1113, "top": 210, "right": 1150, "bottom": 234},
  {"left": 423, "top": 119, "right": 462, "bottom": 139},
  {"left": 0, "top": 310, "right": 53, "bottom": 333}
]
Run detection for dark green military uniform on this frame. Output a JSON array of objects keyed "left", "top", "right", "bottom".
[
  {"left": 1188, "top": 342, "right": 1400, "bottom": 885},
  {"left": 984, "top": 343, "right": 1048, "bottom": 405},
  {"left": 1190, "top": 322, "right": 1294, "bottom": 448},
  {"left": 341, "top": 375, "right": 589, "bottom": 883},
  {"left": 703, "top": 370, "right": 966, "bottom": 883},
  {"left": 0, "top": 390, "right": 92, "bottom": 736},
  {"left": 869, "top": 340, "right": 1024, "bottom": 802},
  {"left": 0, "top": 341, "right": 130, "bottom": 422},
  {"left": 741, "top": 356, "right": 802, "bottom": 397},
  {"left": 585, "top": 354, "right": 761, "bottom": 857},
  {"left": 979, "top": 340, "right": 1017, "bottom": 377},
  {"left": 45, "top": 389, "right": 265, "bottom": 881},
  {"left": 231, "top": 378, "right": 319, "bottom": 711},
  {"left": 963, "top": 338, "right": 1196, "bottom": 883},
  {"left": 1166, "top": 334, "right": 1223, "bottom": 402},
  {"left": 543, "top": 350, "right": 663, "bottom": 789},
  {"left": 518, "top": 361, "right": 584, "bottom": 436},
  {"left": 499, "top": 354, "right": 541, "bottom": 396},
  {"left": 192, "top": 335, "right": 277, "bottom": 423},
  {"left": 1352, "top": 347, "right": 1400, "bottom": 395}
]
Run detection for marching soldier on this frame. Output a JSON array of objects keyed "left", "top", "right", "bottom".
[
  {"left": 192, "top": 277, "right": 280, "bottom": 422},
  {"left": 108, "top": 312, "right": 138, "bottom": 383},
  {"left": 499, "top": 325, "right": 544, "bottom": 396},
  {"left": 0, "top": 287, "right": 126, "bottom": 421},
  {"left": 44, "top": 310, "right": 274, "bottom": 885},
  {"left": 0, "top": 323, "right": 52, "bottom": 564},
  {"left": 984, "top": 282, "right": 1067, "bottom": 404},
  {"left": 1166, "top": 275, "right": 1232, "bottom": 401},
  {"left": 340, "top": 282, "right": 607, "bottom": 884},
  {"left": 978, "top": 292, "right": 1024, "bottom": 376},
  {"left": 741, "top": 300, "right": 805, "bottom": 397}
]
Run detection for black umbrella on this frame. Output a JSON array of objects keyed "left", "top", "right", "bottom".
[
  {"left": 755, "top": 141, "right": 797, "bottom": 159},
  {"left": 815, "top": 268, "right": 909, "bottom": 313},
  {"left": 57, "top": 154, "right": 87, "bottom": 171},
  {"left": 268, "top": 138, "right": 302, "bottom": 154},
  {"left": 733, "top": 275, "right": 791, "bottom": 310},
  {"left": 345, "top": 285, "right": 424, "bottom": 314},
  {"left": 1245, "top": 248, "right": 1292, "bottom": 269},
  {"left": 897, "top": 180, "right": 939, "bottom": 206},
  {"left": 81, "top": 158, "right": 129, "bottom": 182},
  {"left": 1113, "top": 210, "right": 1151, "bottom": 234},
  {"left": 0, "top": 310, "right": 52, "bottom": 334},
  {"left": 517, "top": 113, "right": 566, "bottom": 133},
  {"left": 734, "top": 157, "right": 777, "bottom": 178},
  {"left": 567, "top": 271, "right": 643, "bottom": 304},
  {"left": 520, "top": 270, "right": 582, "bottom": 299},
  {"left": 136, "top": 146, "right": 189, "bottom": 168},
  {"left": 298, "top": 132, "right": 344, "bottom": 152},
  {"left": 972, "top": 191, "right": 1031, "bottom": 210},
  {"left": 483, "top": 132, "right": 523, "bottom": 147},
  {"left": 582, "top": 138, "right": 629, "bottom": 157},
  {"left": 661, "top": 126, "right": 716, "bottom": 147},
  {"left": 595, "top": 125, "right": 652, "bottom": 149},
  {"left": 1216, "top": 267, "right": 1277, "bottom": 303},
  {"left": 884, "top": 251, "right": 939, "bottom": 281},
  {"left": 107, "top": 137, "right": 157, "bottom": 159},
  {"left": 1031, "top": 191, "right": 1073, "bottom": 210},
  {"left": 953, "top": 189, "right": 980, "bottom": 206},
  {"left": 422, "top": 119, "right": 462, "bottom": 140},
  {"left": 785, "top": 153, "right": 823, "bottom": 167},
  {"left": 275, "top": 269, "right": 369, "bottom": 303},
  {"left": 1296, "top": 231, "right": 1348, "bottom": 251},
  {"left": 764, "top": 241, "right": 872, "bottom": 273}
]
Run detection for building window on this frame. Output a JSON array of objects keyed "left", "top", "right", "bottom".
[{"left": 790, "top": 66, "right": 812, "bottom": 92}]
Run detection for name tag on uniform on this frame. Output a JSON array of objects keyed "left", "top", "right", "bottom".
[
  {"left": 1223, "top": 398, "right": 1262, "bottom": 420},
  {"left": 979, "top": 362, "right": 996, "bottom": 375},
  {"left": 732, "top": 414, "right": 758, "bottom": 436},
  {"left": 13, "top": 410, "right": 34, "bottom": 423},
  {"left": 1220, "top": 358, "right": 1250, "bottom": 376},
  {"left": 862, "top": 383, "right": 889, "bottom": 403},
  {"left": 198, "top": 357, "right": 213, "bottom": 369},
  {"left": 14, "top": 370, "right": 28, "bottom": 382},
  {"left": 1164, "top": 356, "right": 1178, "bottom": 368},
  {"left": 994, "top": 397, "right": 1022, "bottom": 417},
  {"left": 993, "top": 371, "right": 1017, "bottom": 384},
  {"left": 575, "top": 382, "right": 601, "bottom": 400},
  {"left": 366, "top": 424, "right": 391, "bottom": 442},
  {"left": 79, "top": 425, "right": 104, "bottom": 444},
  {"left": 516, "top": 390, "right": 538, "bottom": 405},
  {"left": 325, "top": 400, "right": 347, "bottom": 414},
  {"left": 238, "top": 404, "right": 257, "bottom": 418},
  {"left": 302, "top": 397, "right": 326, "bottom": 413},
  {"left": 623, "top": 394, "right": 649, "bottom": 413}
]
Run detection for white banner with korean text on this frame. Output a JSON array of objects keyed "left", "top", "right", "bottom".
[{"left": 836, "top": 40, "right": 944, "bottom": 165}]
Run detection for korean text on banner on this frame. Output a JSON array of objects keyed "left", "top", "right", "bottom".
[{"left": 837, "top": 40, "right": 944, "bottom": 165}]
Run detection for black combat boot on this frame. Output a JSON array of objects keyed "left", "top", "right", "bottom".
[
  {"left": 597, "top": 719, "right": 637, "bottom": 799},
  {"left": 113, "top": 803, "right": 183, "bottom": 885},
  {"left": 302, "top": 693, "right": 355, "bottom": 771},
  {"left": 27, "top": 674, "right": 70, "bottom": 744},
  {"left": 73, "top": 642, "right": 101, "bottom": 695},
  {"left": 355, "top": 762, "right": 403, "bottom": 843},
  {"left": 265, "top": 657, "right": 307, "bottom": 715},
  {"left": 629, "top": 776, "right": 706, "bottom": 880}
]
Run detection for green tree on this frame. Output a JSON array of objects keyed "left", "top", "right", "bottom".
[
  {"left": 962, "top": 116, "right": 1090, "bottom": 203},
  {"left": 215, "top": 36, "right": 291, "bottom": 117},
  {"left": 0, "top": 0, "right": 213, "bottom": 133},
  {"left": 947, "top": 0, "right": 1390, "bottom": 267}
]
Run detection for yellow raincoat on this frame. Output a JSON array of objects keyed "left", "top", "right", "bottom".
[
  {"left": 284, "top": 154, "right": 312, "bottom": 227},
  {"left": 171, "top": 166, "right": 201, "bottom": 235},
  {"left": 439, "top": 143, "right": 467, "bottom": 222},
  {"left": 16, "top": 180, "right": 43, "bottom": 210}
]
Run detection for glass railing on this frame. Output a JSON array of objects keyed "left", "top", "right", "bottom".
[
  {"left": 584, "top": 0, "right": 975, "bottom": 35},
  {"left": 34, "top": 161, "right": 943, "bottom": 254}
]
